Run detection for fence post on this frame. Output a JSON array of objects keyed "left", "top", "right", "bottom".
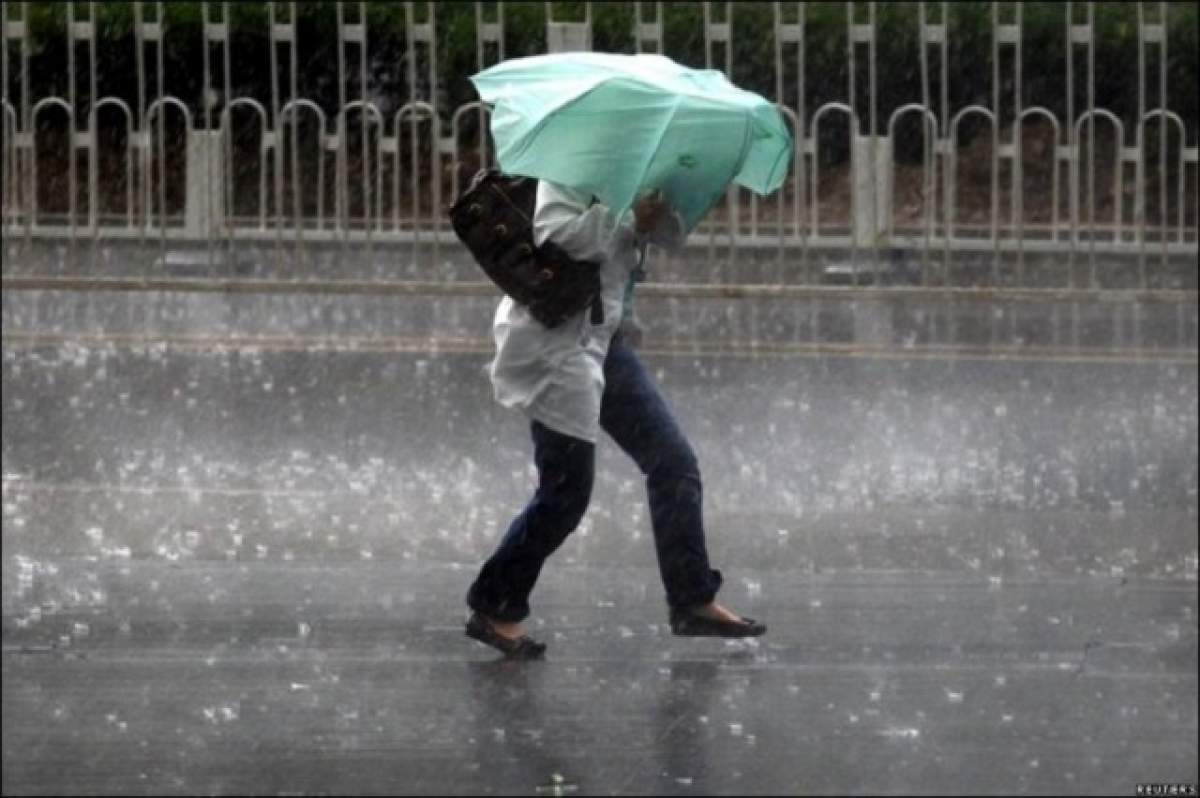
[
  {"left": 853, "top": 135, "right": 890, "bottom": 248},
  {"left": 634, "top": 2, "right": 663, "bottom": 54},
  {"left": 185, "top": 130, "right": 224, "bottom": 237},
  {"left": 545, "top": 2, "right": 591, "bottom": 52}
]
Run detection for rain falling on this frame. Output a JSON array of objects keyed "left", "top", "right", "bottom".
[{"left": 2, "top": 2, "right": 1197, "bottom": 795}]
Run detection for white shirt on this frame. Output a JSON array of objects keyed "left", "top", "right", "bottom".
[{"left": 488, "top": 180, "right": 684, "bottom": 443}]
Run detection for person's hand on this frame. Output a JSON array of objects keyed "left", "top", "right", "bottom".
[
  {"left": 617, "top": 315, "right": 644, "bottom": 348},
  {"left": 633, "top": 189, "right": 671, "bottom": 236}
]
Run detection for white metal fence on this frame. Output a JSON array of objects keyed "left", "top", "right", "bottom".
[{"left": 1, "top": 2, "right": 1197, "bottom": 289}]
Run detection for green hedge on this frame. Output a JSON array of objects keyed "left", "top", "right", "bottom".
[{"left": 10, "top": 1, "right": 1198, "bottom": 162}]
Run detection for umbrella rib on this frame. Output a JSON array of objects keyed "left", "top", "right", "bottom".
[
  {"left": 732, "top": 111, "right": 753, "bottom": 189},
  {"left": 484, "top": 76, "right": 612, "bottom": 171},
  {"left": 630, "top": 92, "right": 685, "bottom": 214}
]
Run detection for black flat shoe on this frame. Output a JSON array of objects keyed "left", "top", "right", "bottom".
[
  {"left": 465, "top": 612, "right": 547, "bottom": 659},
  {"left": 669, "top": 608, "right": 767, "bottom": 638}
]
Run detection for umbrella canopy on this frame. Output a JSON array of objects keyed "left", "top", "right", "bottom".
[{"left": 470, "top": 52, "right": 793, "bottom": 234}]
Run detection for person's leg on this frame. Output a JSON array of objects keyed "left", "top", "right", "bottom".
[
  {"left": 466, "top": 420, "right": 595, "bottom": 624},
  {"left": 599, "top": 333, "right": 723, "bottom": 611}
]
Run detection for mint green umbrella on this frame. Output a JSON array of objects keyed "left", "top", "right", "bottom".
[{"left": 470, "top": 52, "right": 792, "bottom": 234}]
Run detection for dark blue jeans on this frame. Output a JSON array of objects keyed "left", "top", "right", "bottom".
[{"left": 467, "top": 333, "right": 723, "bottom": 623}]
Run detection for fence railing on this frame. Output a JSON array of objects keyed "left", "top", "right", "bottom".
[{"left": 1, "top": 2, "right": 1197, "bottom": 290}]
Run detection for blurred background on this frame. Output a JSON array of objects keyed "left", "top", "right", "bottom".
[{"left": 2, "top": 3, "right": 1196, "bottom": 795}]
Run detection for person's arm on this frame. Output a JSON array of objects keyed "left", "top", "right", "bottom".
[
  {"left": 533, "top": 180, "right": 632, "bottom": 263},
  {"left": 632, "top": 190, "right": 686, "bottom": 253}
]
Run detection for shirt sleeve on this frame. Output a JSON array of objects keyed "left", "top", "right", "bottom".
[{"left": 533, "top": 180, "right": 633, "bottom": 263}]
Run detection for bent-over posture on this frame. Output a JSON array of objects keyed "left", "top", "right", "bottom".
[{"left": 465, "top": 180, "right": 766, "bottom": 659}]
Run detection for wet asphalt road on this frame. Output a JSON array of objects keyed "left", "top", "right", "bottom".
[{"left": 2, "top": 287, "right": 1197, "bottom": 795}]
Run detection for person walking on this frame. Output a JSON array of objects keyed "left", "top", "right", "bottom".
[{"left": 464, "top": 179, "right": 766, "bottom": 659}]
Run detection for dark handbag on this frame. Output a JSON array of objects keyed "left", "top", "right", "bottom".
[{"left": 449, "top": 169, "right": 602, "bottom": 328}]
